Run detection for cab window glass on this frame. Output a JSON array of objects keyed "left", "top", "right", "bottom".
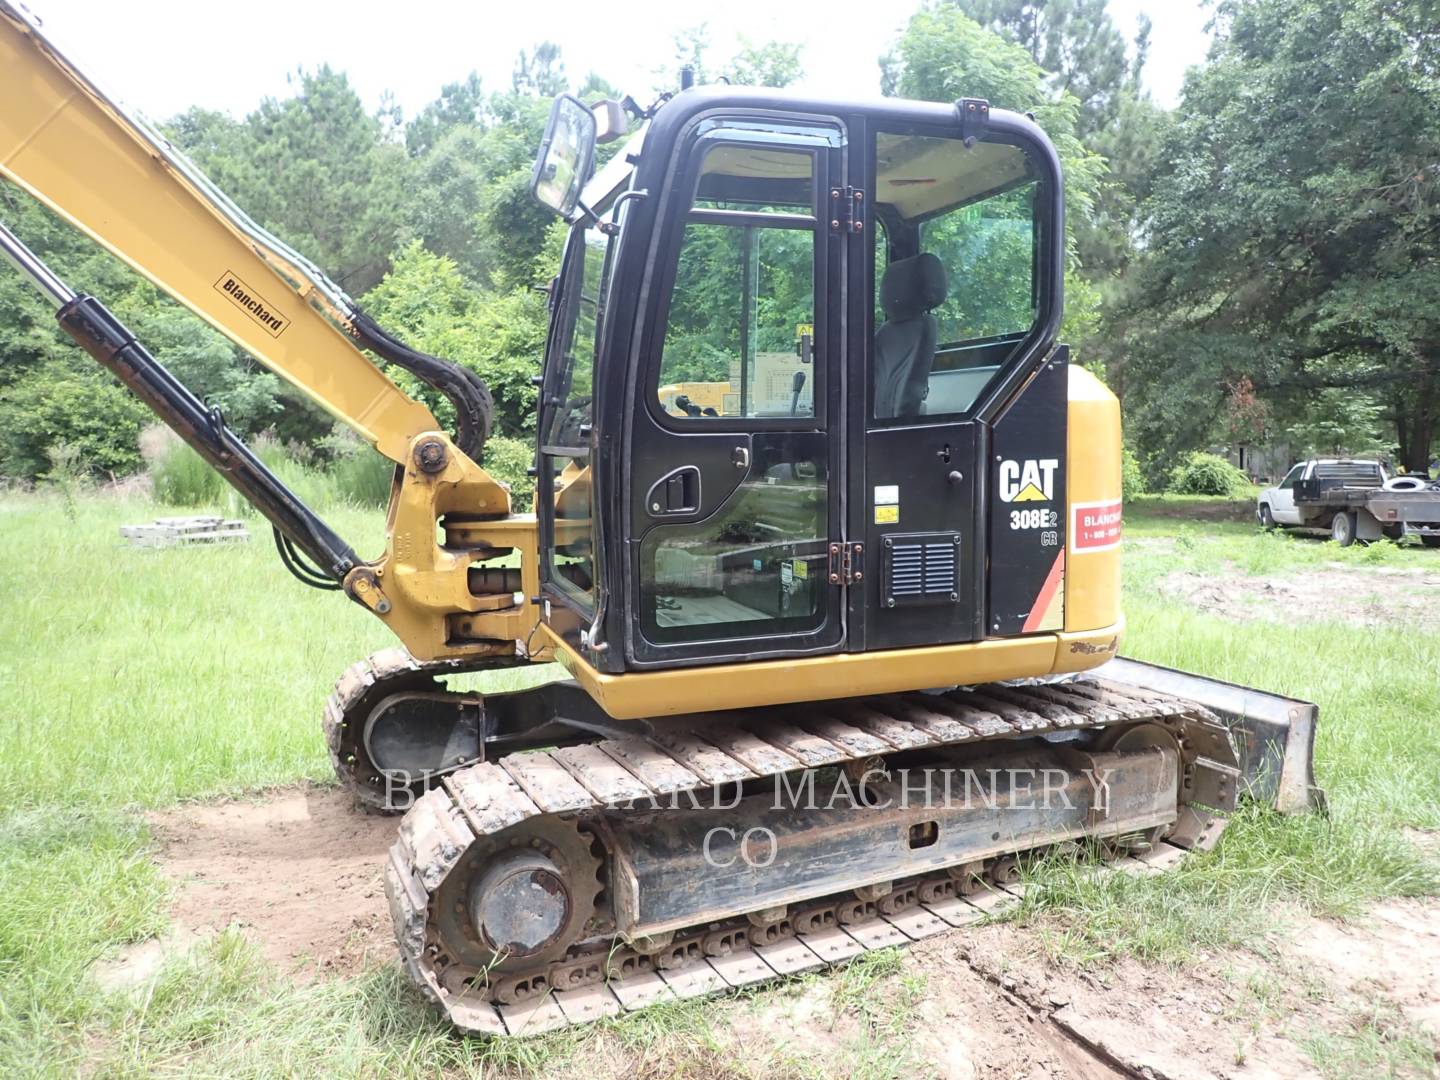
[
  {"left": 872, "top": 132, "right": 1039, "bottom": 420},
  {"left": 656, "top": 146, "right": 816, "bottom": 420}
]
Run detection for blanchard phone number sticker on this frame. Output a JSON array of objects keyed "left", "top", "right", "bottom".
[{"left": 1071, "top": 499, "right": 1122, "bottom": 552}]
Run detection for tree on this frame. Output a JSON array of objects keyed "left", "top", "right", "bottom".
[
  {"left": 512, "top": 43, "right": 567, "bottom": 98},
  {"left": 727, "top": 39, "right": 804, "bottom": 88},
  {"left": 882, "top": 4, "right": 1108, "bottom": 356},
  {"left": 1118, "top": 0, "right": 1440, "bottom": 473},
  {"left": 363, "top": 242, "right": 550, "bottom": 437},
  {"left": 405, "top": 73, "right": 485, "bottom": 158},
  {"left": 659, "top": 26, "right": 805, "bottom": 91},
  {"left": 174, "top": 68, "right": 410, "bottom": 295},
  {"left": 954, "top": 0, "right": 1134, "bottom": 137}
]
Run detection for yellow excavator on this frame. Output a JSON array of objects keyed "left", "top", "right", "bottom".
[{"left": 0, "top": 3, "right": 1322, "bottom": 1035}]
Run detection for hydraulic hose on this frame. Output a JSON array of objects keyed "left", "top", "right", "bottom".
[{"left": 349, "top": 311, "right": 493, "bottom": 460}]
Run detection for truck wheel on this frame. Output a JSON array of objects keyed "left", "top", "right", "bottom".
[
  {"left": 1259, "top": 504, "right": 1276, "bottom": 530},
  {"left": 1422, "top": 535, "right": 1440, "bottom": 549},
  {"left": 1331, "top": 511, "right": 1357, "bottom": 547}
]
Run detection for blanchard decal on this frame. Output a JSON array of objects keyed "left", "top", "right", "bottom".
[
  {"left": 998, "top": 458, "right": 1058, "bottom": 503},
  {"left": 1071, "top": 499, "right": 1123, "bottom": 553},
  {"left": 214, "top": 271, "right": 290, "bottom": 338}
]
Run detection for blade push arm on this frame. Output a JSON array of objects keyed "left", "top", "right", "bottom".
[{"left": 0, "top": 2, "right": 464, "bottom": 464}]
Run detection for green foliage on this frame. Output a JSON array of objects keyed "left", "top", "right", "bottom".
[
  {"left": 150, "top": 441, "right": 224, "bottom": 507},
  {"left": 883, "top": 6, "right": 1107, "bottom": 271},
  {"left": 1121, "top": 444, "right": 1146, "bottom": 500},
  {"left": 0, "top": 360, "right": 150, "bottom": 480},
  {"left": 363, "top": 242, "right": 547, "bottom": 436},
  {"left": 1166, "top": 452, "right": 1251, "bottom": 497},
  {"left": 327, "top": 451, "right": 393, "bottom": 508},
  {"left": 956, "top": 0, "right": 1135, "bottom": 137},
  {"left": 661, "top": 26, "right": 805, "bottom": 91},
  {"left": 172, "top": 68, "right": 410, "bottom": 294},
  {"left": 1281, "top": 389, "right": 1390, "bottom": 460},
  {"left": 481, "top": 435, "right": 536, "bottom": 513},
  {"left": 1119, "top": 0, "right": 1440, "bottom": 472}
]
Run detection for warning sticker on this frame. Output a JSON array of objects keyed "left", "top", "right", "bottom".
[
  {"left": 1070, "top": 499, "right": 1122, "bottom": 553},
  {"left": 874, "top": 505, "right": 899, "bottom": 525}
]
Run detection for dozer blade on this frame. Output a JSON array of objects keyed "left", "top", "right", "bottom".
[{"left": 1092, "top": 657, "right": 1324, "bottom": 815}]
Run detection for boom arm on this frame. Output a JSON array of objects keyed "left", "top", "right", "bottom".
[
  {"left": 0, "top": 2, "right": 483, "bottom": 464},
  {"left": 0, "top": 1, "right": 541, "bottom": 663}
]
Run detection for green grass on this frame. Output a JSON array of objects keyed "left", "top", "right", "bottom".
[
  {"left": 1019, "top": 500, "right": 1440, "bottom": 969},
  {"left": 0, "top": 492, "right": 391, "bottom": 809},
  {"left": 0, "top": 490, "right": 1437, "bottom": 1077}
]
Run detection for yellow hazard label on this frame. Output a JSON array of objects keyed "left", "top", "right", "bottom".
[
  {"left": 874, "top": 505, "right": 899, "bottom": 524},
  {"left": 793, "top": 558, "right": 809, "bottom": 579},
  {"left": 796, "top": 323, "right": 813, "bottom": 340}
]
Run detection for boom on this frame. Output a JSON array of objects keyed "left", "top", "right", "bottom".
[{"left": 0, "top": 2, "right": 467, "bottom": 464}]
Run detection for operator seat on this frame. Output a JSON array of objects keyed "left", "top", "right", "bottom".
[{"left": 873, "top": 253, "right": 948, "bottom": 418}]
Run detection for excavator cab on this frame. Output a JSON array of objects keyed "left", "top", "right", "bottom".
[{"left": 531, "top": 89, "right": 1092, "bottom": 682}]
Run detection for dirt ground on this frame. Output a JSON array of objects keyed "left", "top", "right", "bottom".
[
  {"left": 1160, "top": 562, "right": 1440, "bottom": 632},
  {"left": 117, "top": 786, "right": 1440, "bottom": 1078},
  {"left": 147, "top": 787, "right": 396, "bottom": 978}
]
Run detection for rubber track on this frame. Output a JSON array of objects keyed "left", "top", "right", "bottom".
[{"left": 378, "top": 670, "right": 1239, "bottom": 1036}]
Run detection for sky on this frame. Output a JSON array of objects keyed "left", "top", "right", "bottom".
[{"left": 23, "top": 0, "right": 1214, "bottom": 125}]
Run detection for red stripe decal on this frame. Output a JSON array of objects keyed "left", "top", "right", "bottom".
[{"left": 1021, "top": 549, "right": 1065, "bottom": 633}]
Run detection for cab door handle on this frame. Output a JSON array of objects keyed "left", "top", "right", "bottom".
[{"left": 646, "top": 466, "right": 700, "bottom": 516}]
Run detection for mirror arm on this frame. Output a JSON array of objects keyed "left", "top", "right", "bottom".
[
  {"left": 577, "top": 189, "right": 649, "bottom": 236},
  {"left": 597, "top": 189, "right": 649, "bottom": 236}
]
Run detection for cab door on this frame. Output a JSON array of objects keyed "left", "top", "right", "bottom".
[
  {"left": 853, "top": 118, "right": 1062, "bottom": 649},
  {"left": 1271, "top": 464, "right": 1305, "bottom": 523},
  {"left": 624, "top": 120, "right": 846, "bottom": 667}
]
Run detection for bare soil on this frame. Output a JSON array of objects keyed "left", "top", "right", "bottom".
[
  {"left": 1160, "top": 563, "right": 1440, "bottom": 631},
  {"left": 147, "top": 785, "right": 396, "bottom": 978},
  {"left": 137, "top": 788, "right": 1440, "bottom": 1077}
]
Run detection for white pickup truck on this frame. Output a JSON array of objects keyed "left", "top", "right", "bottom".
[{"left": 1257, "top": 459, "right": 1440, "bottom": 546}]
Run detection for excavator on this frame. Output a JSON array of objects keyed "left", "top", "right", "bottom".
[{"left": 0, "top": 2, "right": 1323, "bottom": 1035}]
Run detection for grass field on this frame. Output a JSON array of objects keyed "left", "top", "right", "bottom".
[{"left": 1, "top": 489, "right": 1437, "bottom": 1077}]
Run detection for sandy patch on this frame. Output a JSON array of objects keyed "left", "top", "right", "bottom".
[{"left": 1288, "top": 899, "right": 1440, "bottom": 1038}]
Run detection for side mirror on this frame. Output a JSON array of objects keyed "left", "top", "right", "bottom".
[{"left": 530, "top": 94, "right": 597, "bottom": 219}]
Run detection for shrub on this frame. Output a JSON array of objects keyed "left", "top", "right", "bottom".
[
  {"left": 328, "top": 447, "right": 395, "bottom": 507},
  {"left": 150, "top": 440, "right": 223, "bottom": 506},
  {"left": 315, "top": 427, "right": 395, "bottom": 508},
  {"left": 1121, "top": 444, "right": 1146, "bottom": 500},
  {"left": 481, "top": 435, "right": 535, "bottom": 513},
  {"left": 1166, "top": 452, "right": 1251, "bottom": 497},
  {"left": 0, "top": 361, "right": 150, "bottom": 480}
]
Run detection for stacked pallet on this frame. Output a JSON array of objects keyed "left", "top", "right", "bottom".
[{"left": 120, "top": 515, "right": 250, "bottom": 548}]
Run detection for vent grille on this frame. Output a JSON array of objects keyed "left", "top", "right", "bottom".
[{"left": 882, "top": 532, "right": 960, "bottom": 607}]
